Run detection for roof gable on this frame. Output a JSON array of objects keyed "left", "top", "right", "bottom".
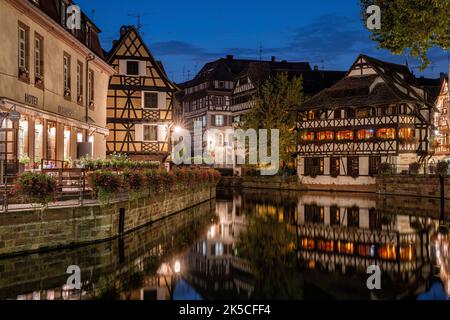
[{"left": 106, "top": 26, "right": 177, "bottom": 90}]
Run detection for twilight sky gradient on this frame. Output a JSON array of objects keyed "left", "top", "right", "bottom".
[{"left": 77, "top": 0, "right": 449, "bottom": 83}]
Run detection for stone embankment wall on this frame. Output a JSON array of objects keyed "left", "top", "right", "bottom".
[{"left": 0, "top": 186, "right": 216, "bottom": 257}]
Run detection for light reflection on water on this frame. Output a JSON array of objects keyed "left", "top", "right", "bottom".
[{"left": 0, "top": 189, "right": 448, "bottom": 300}]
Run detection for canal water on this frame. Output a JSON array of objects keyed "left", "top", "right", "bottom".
[{"left": 0, "top": 188, "right": 448, "bottom": 300}]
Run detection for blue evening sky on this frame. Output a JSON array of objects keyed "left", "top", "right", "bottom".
[{"left": 76, "top": 0, "right": 449, "bottom": 83}]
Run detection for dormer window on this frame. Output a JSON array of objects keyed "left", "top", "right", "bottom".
[
  {"left": 85, "top": 24, "right": 91, "bottom": 47},
  {"left": 60, "top": 1, "right": 67, "bottom": 27}
]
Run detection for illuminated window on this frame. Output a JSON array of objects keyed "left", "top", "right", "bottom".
[
  {"left": 336, "top": 130, "right": 354, "bottom": 140},
  {"left": 356, "top": 107, "right": 372, "bottom": 118},
  {"left": 307, "top": 111, "right": 315, "bottom": 120},
  {"left": 302, "top": 131, "right": 315, "bottom": 141},
  {"left": 399, "top": 127, "right": 415, "bottom": 139},
  {"left": 63, "top": 128, "right": 70, "bottom": 160},
  {"left": 317, "top": 131, "right": 333, "bottom": 141},
  {"left": 357, "top": 129, "right": 374, "bottom": 140},
  {"left": 76, "top": 131, "right": 83, "bottom": 143},
  {"left": 46, "top": 122, "right": 56, "bottom": 160},
  {"left": 34, "top": 119, "right": 43, "bottom": 163},
  {"left": 88, "top": 135, "right": 94, "bottom": 157},
  {"left": 18, "top": 117, "right": 29, "bottom": 159},
  {"left": 377, "top": 128, "right": 396, "bottom": 139}
]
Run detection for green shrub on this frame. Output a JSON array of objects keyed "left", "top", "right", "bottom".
[
  {"left": 378, "top": 162, "right": 393, "bottom": 175},
  {"left": 436, "top": 161, "right": 449, "bottom": 176},
  {"left": 16, "top": 172, "right": 57, "bottom": 206}
]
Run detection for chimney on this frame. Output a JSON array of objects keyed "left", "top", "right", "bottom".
[
  {"left": 314, "top": 65, "right": 319, "bottom": 71},
  {"left": 226, "top": 55, "right": 233, "bottom": 60},
  {"left": 120, "top": 25, "right": 130, "bottom": 37},
  {"left": 271, "top": 56, "right": 276, "bottom": 63}
]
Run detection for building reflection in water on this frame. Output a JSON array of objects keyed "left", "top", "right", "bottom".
[{"left": 1, "top": 190, "right": 448, "bottom": 300}]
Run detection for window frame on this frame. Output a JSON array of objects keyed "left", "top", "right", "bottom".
[
  {"left": 126, "top": 60, "right": 140, "bottom": 76},
  {"left": 76, "top": 61, "right": 83, "bottom": 102},
  {"left": 88, "top": 68, "right": 94, "bottom": 107},
  {"left": 63, "top": 52, "right": 71, "bottom": 97},
  {"left": 142, "top": 92, "right": 159, "bottom": 109},
  {"left": 142, "top": 124, "right": 158, "bottom": 142},
  {"left": 34, "top": 33, "right": 43, "bottom": 79},
  {"left": 18, "top": 22, "right": 30, "bottom": 77},
  {"left": 215, "top": 114, "right": 224, "bottom": 126}
]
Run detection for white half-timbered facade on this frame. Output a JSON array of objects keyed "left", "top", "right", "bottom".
[
  {"left": 296, "top": 55, "right": 435, "bottom": 185},
  {"left": 432, "top": 76, "right": 450, "bottom": 159}
]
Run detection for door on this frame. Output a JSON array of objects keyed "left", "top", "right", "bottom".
[{"left": 0, "top": 129, "right": 18, "bottom": 175}]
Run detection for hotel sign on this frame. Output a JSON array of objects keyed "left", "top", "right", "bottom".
[{"left": 25, "top": 93, "right": 38, "bottom": 106}]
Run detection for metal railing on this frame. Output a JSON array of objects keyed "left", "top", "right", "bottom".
[{"left": 0, "top": 163, "right": 93, "bottom": 212}]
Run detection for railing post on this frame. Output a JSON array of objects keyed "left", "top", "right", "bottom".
[{"left": 79, "top": 169, "right": 84, "bottom": 207}]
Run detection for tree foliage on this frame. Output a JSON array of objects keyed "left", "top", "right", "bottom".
[
  {"left": 361, "top": 0, "right": 450, "bottom": 70},
  {"left": 242, "top": 72, "right": 304, "bottom": 166}
]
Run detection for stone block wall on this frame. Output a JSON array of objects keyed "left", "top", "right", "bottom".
[
  {"left": 376, "top": 175, "right": 450, "bottom": 199},
  {"left": 0, "top": 186, "right": 216, "bottom": 257}
]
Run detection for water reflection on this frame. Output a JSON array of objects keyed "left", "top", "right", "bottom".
[{"left": 0, "top": 189, "right": 448, "bottom": 300}]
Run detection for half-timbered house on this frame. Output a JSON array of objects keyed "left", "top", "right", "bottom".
[
  {"left": 432, "top": 75, "right": 450, "bottom": 159},
  {"left": 106, "top": 26, "right": 177, "bottom": 162},
  {"left": 231, "top": 58, "right": 344, "bottom": 125},
  {"left": 179, "top": 55, "right": 344, "bottom": 166},
  {"left": 297, "top": 54, "right": 436, "bottom": 185}
]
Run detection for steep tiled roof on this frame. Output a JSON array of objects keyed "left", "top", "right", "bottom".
[
  {"left": 301, "top": 54, "right": 434, "bottom": 110},
  {"left": 31, "top": 0, "right": 104, "bottom": 59}
]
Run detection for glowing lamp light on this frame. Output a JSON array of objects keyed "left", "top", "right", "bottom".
[
  {"left": 174, "top": 126, "right": 182, "bottom": 133},
  {"left": 174, "top": 260, "right": 181, "bottom": 274}
]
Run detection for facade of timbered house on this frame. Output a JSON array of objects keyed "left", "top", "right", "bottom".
[
  {"left": 432, "top": 75, "right": 450, "bottom": 160},
  {"left": 297, "top": 54, "right": 436, "bottom": 185},
  {"left": 106, "top": 26, "right": 177, "bottom": 162}
]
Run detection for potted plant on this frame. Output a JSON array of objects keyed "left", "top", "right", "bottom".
[
  {"left": 35, "top": 74, "right": 44, "bottom": 89},
  {"left": 16, "top": 172, "right": 57, "bottom": 207},
  {"left": 18, "top": 154, "right": 30, "bottom": 173},
  {"left": 408, "top": 161, "right": 421, "bottom": 175},
  {"left": 18, "top": 66, "right": 29, "bottom": 80},
  {"left": 378, "top": 162, "right": 393, "bottom": 176}
]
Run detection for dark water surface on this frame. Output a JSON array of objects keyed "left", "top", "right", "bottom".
[{"left": 0, "top": 188, "right": 448, "bottom": 300}]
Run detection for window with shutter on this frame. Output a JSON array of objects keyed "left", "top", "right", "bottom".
[
  {"left": 143, "top": 125, "right": 158, "bottom": 141},
  {"left": 143, "top": 92, "right": 158, "bottom": 109},
  {"left": 126, "top": 61, "right": 139, "bottom": 76}
]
